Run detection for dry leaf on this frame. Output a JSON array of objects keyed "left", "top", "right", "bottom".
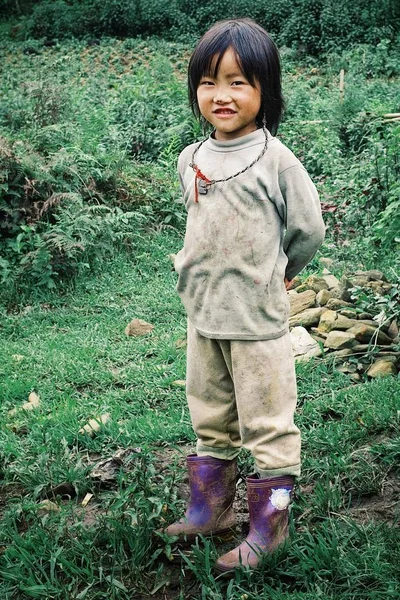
[
  {"left": 81, "top": 493, "right": 94, "bottom": 507},
  {"left": 175, "top": 338, "right": 187, "bottom": 349},
  {"left": 8, "top": 392, "right": 41, "bottom": 416},
  {"left": 79, "top": 413, "right": 111, "bottom": 436},
  {"left": 171, "top": 380, "right": 186, "bottom": 387},
  {"left": 22, "top": 392, "right": 41, "bottom": 410},
  {"left": 28, "top": 392, "right": 40, "bottom": 405},
  {"left": 37, "top": 500, "right": 60, "bottom": 513}
]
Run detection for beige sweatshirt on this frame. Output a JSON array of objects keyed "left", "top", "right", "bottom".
[{"left": 174, "top": 128, "right": 325, "bottom": 340}]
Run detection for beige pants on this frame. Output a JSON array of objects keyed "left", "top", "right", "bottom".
[{"left": 186, "top": 321, "right": 301, "bottom": 477}]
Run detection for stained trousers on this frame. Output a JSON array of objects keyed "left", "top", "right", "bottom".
[{"left": 186, "top": 320, "right": 301, "bottom": 478}]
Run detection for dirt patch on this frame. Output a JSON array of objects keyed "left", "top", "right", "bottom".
[
  {"left": 0, "top": 483, "right": 25, "bottom": 520},
  {"left": 345, "top": 476, "right": 399, "bottom": 526}
]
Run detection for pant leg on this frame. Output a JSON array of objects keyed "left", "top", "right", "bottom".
[
  {"left": 186, "top": 320, "right": 241, "bottom": 460},
  {"left": 230, "top": 332, "right": 301, "bottom": 477}
]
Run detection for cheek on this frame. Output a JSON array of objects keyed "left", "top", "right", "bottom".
[
  {"left": 196, "top": 90, "right": 206, "bottom": 108},
  {"left": 197, "top": 91, "right": 212, "bottom": 116}
]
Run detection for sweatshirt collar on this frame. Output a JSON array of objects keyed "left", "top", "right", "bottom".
[{"left": 206, "top": 128, "right": 272, "bottom": 152}]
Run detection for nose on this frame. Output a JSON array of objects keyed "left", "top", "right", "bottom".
[{"left": 213, "top": 89, "right": 232, "bottom": 104}]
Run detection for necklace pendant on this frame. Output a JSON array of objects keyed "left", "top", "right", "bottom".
[{"left": 198, "top": 180, "right": 209, "bottom": 195}]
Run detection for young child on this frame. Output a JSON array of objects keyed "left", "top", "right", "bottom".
[{"left": 164, "top": 18, "right": 325, "bottom": 572}]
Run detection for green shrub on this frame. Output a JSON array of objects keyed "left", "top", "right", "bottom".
[
  {"left": 24, "top": 0, "right": 194, "bottom": 41},
  {"left": 18, "top": 0, "right": 400, "bottom": 53},
  {"left": 280, "top": 0, "right": 400, "bottom": 54},
  {"left": 0, "top": 194, "right": 146, "bottom": 296},
  {"left": 25, "top": 1, "right": 96, "bottom": 40},
  {"left": 96, "top": 0, "right": 195, "bottom": 37}
]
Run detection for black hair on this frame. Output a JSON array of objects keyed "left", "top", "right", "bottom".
[{"left": 188, "top": 19, "right": 284, "bottom": 135}]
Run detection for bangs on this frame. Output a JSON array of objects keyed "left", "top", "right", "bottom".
[
  {"left": 192, "top": 32, "right": 256, "bottom": 87},
  {"left": 188, "top": 19, "right": 284, "bottom": 135}
]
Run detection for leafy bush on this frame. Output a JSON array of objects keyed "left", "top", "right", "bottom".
[
  {"left": 24, "top": 0, "right": 195, "bottom": 41},
  {"left": 0, "top": 130, "right": 182, "bottom": 300},
  {"left": 280, "top": 0, "right": 400, "bottom": 54},
  {"left": 24, "top": 1, "right": 97, "bottom": 40},
  {"left": 0, "top": 194, "right": 148, "bottom": 297},
  {"left": 19, "top": 0, "right": 400, "bottom": 55},
  {"left": 96, "top": 0, "right": 195, "bottom": 37}
]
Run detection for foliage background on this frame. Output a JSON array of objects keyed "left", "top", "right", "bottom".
[
  {"left": 2, "top": 0, "right": 400, "bottom": 55},
  {"left": 0, "top": 0, "right": 399, "bottom": 298}
]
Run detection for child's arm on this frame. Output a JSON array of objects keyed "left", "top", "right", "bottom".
[{"left": 279, "top": 165, "right": 325, "bottom": 281}]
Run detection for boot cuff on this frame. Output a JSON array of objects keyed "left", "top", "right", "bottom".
[{"left": 247, "top": 474, "right": 295, "bottom": 489}]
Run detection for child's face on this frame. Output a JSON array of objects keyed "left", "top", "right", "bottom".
[{"left": 197, "top": 47, "right": 262, "bottom": 141}]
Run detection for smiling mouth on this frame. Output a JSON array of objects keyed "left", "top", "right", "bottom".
[{"left": 213, "top": 109, "right": 237, "bottom": 115}]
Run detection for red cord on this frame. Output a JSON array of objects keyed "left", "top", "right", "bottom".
[{"left": 192, "top": 164, "right": 212, "bottom": 203}]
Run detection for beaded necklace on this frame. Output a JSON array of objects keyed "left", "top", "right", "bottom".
[{"left": 189, "top": 128, "right": 269, "bottom": 203}]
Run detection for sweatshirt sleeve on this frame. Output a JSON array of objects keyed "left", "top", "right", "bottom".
[{"left": 279, "top": 164, "right": 326, "bottom": 281}]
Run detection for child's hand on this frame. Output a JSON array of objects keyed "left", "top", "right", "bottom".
[{"left": 284, "top": 277, "right": 293, "bottom": 291}]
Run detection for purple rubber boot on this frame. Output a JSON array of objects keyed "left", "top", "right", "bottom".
[
  {"left": 215, "top": 474, "right": 294, "bottom": 572},
  {"left": 163, "top": 455, "right": 237, "bottom": 543}
]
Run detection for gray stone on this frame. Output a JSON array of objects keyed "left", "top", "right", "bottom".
[
  {"left": 350, "top": 373, "right": 362, "bottom": 382},
  {"left": 325, "top": 298, "right": 353, "bottom": 310},
  {"left": 316, "top": 289, "right": 332, "bottom": 306},
  {"left": 291, "top": 326, "right": 323, "bottom": 362},
  {"left": 358, "top": 312, "right": 374, "bottom": 320},
  {"left": 322, "top": 273, "right": 341, "bottom": 289},
  {"left": 339, "top": 309, "right": 358, "bottom": 319},
  {"left": 337, "top": 363, "right": 358, "bottom": 374},
  {"left": 367, "top": 360, "right": 397, "bottom": 378},
  {"left": 354, "top": 269, "right": 385, "bottom": 281},
  {"left": 334, "top": 315, "right": 359, "bottom": 330},
  {"left": 347, "top": 324, "right": 393, "bottom": 345},
  {"left": 339, "top": 276, "right": 354, "bottom": 302},
  {"left": 357, "top": 319, "right": 378, "bottom": 328},
  {"left": 387, "top": 320, "right": 399, "bottom": 340},
  {"left": 310, "top": 332, "right": 328, "bottom": 344},
  {"left": 318, "top": 310, "right": 338, "bottom": 333},
  {"left": 350, "top": 276, "right": 369, "bottom": 287},
  {"left": 375, "top": 353, "right": 399, "bottom": 364},
  {"left": 329, "top": 348, "right": 354, "bottom": 358},
  {"left": 289, "top": 308, "right": 325, "bottom": 328},
  {"left": 289, "top": 290, "right": 316, "bottom": 317},
  {"left": 365, "top": 281, "right": 392, "bottom": 295},
  {"left": 294, "top": 284, "right": 309, "bottom": 293},
  {"left": 311, "top": 327, "right": 328, "bottom": 339},
  {"left": 320, "top": 258, "right": 335, "bottom": 269},
  {"left": 290, "top": 276, "right": 303, "bottom": 289},
  {"left": 304, "top": 275, "right": 329, "bottom": 293},
  {"left": 324, "top": 330, "right": 356, "bottom": 350}
]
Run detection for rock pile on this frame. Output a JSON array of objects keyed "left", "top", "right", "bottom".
[{"left": 289, "top": 266, "right": 399, "bottom": 380}]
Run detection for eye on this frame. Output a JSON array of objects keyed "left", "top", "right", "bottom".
[
  {"left": 231, "top": 80, "right": 245, "bottom": 86},
  {"left": 199, "top": 80, "right": 214, "bottom": 86}
]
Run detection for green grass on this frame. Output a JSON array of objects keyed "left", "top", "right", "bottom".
[{"left": 1, "top": 228, "right": 399, "bottom": 599}]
